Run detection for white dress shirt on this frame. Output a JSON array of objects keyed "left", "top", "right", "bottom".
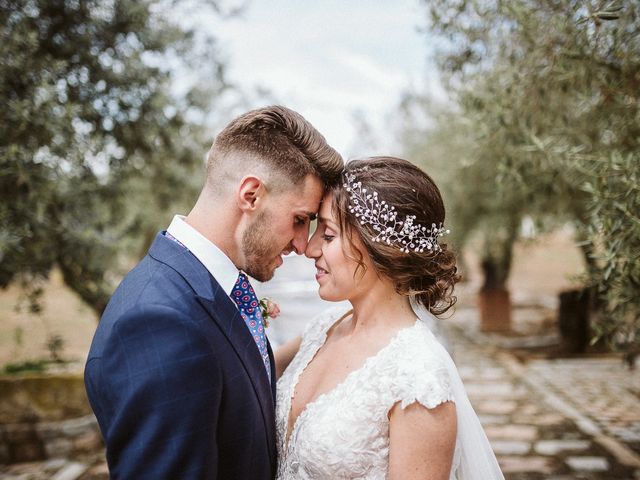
[{"left": 166, "top": 215, "right": 239, "bottom": 295}]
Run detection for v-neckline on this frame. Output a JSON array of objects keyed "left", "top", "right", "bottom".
[{"left": 283, "top": 313, "right": 421, "bottom": 452}]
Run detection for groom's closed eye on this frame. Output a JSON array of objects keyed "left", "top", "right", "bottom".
[{"left": 295, "top": 212, "right": 317, "bottom": 226}]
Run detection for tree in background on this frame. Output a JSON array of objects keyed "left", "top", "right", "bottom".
[
  {"left": 399, "top": 94, "right": 525, "bottom": 331},
  {"left": 0, "top": 0, "right": 232, "bottom": 314},
  {"left": 403, "top": 0, "right": 639, "bottom": 345}
]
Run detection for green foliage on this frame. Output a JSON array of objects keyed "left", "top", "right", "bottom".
[
  {"left": 4, "top": 360, "right": 48, "bottom": 375},
  {"left": 3, "top": 358, "right": 75, "bottom": 375},
  {"left": 577, "top": 151, "right": 640, "bottom": 344},
  {"left": 405, "top": 0, "right": 639, "bottom": 346},
  {"left": 0, "top": 0, "right": 229, "bottom": 313}
]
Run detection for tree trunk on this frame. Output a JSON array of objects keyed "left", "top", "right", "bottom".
[
  {"left": 558, "top": 287, "right": 592, "bottom": 353},
  {"left": 478, "top": 219, "right": 518, "bottom": 332}
]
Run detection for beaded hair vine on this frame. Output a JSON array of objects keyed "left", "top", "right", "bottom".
[{"left": 343, "top": 171, "right": 450, "bottom": 253}]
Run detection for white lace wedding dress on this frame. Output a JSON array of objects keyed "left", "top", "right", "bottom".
[{"left": 275, "top": 305, "right": 504, "bottom": 480}]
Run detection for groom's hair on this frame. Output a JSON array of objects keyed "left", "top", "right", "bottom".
[{"left": 205, "top": 105, "right": 343, "bottom": 194}]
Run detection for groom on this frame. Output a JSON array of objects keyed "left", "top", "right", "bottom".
[{"left": 84, "top": 106, "right": 343, "bottom": 479}]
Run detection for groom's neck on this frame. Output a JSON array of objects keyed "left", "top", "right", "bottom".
[{"left": 186, "top": 192, "right": 241, "bottom": 268}]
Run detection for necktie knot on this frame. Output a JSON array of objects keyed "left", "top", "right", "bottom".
[{"left": 233, "top": 273, "right": 259, "bottom": 311}]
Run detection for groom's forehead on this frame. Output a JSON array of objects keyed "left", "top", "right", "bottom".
[{"left": 280, "top": 182, "right": 324, "bottom": 212}]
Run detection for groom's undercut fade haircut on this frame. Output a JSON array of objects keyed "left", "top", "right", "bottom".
[{"left": 206, "top": 105, "right": 343, "bottom": 193}]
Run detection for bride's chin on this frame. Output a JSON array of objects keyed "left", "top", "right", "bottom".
[{"left": 318, "top": 287, "right": 345, "bottom": 303}]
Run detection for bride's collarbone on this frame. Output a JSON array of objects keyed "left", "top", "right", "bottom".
[{"left": 294, "top": 338, "right": 377, "bottom": 402}]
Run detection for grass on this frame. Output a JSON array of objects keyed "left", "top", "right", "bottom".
[{"left": 2, "top": 358, "right": 77, "bottom": 375}]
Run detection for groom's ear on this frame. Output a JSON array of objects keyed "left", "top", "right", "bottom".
[{"left": 236, "top": 175, "right": 266, "bottom": 212}]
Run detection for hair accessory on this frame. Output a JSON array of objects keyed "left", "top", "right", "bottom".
[{"left": 343, "top": 172, "right": 450, "bottom": 253}]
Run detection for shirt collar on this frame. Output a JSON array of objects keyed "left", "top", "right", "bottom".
[{"left": 166, "top": 215, "right": 239, "bottom": 295}]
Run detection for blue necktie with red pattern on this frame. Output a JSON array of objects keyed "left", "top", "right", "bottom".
[{"left": 232, "top": 272, "right": 271, "bottom": 382}]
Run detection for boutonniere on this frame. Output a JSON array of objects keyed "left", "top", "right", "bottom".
[{"left": 259, "top": 297, "right": 280, "bottom": 327}]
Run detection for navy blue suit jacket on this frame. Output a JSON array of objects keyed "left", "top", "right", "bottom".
[{"left": 85, "top": 233, "right": 277, "bottom": 479}]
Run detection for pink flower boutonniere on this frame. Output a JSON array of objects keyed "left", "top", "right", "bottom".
[{"left": 259, "top": 297, "right": 280, "bottom": 327}]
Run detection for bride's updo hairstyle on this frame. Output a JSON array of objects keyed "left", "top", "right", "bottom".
[{"left": 332, "top": 157, "right": 460, "bottom": 316}]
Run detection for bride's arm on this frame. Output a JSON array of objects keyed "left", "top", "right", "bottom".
[
  {"left": 387, "top": 400, "right": 457, "bottom": 480},
  {"left": 274, "top": 336, "right": 301, "bottom": 379}
]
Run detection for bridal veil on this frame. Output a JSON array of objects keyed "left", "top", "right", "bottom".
[{"left": 411, "top": 299, "right": 505, "bottom": 480}]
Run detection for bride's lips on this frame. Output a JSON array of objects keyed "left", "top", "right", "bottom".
[{"left": 315, "top": 264, "right": 328, "bottom": 281}]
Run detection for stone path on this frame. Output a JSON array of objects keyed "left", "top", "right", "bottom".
[
  {"left": 448, "top": 308, "right": 640, "bottom": 479},
  {"left": 528, "top": 358, "right": 640, "bottom": 455},
  {"left": 0, "top": 455, "right": 107, "bottom": 480},
  {"left": 2, "top": 255, "right": 639, "bottom": 479}
]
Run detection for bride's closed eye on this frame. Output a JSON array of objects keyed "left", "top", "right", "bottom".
[{"left": 321, "top": 226, "right": 336, "bottom": 242}]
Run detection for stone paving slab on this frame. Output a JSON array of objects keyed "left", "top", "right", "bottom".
[
  {"left": 0, "top": 454, "right": 105, "bottom": 480},
  {"left": 528, "top": 357, "right": 640, "bottom": 453},
  {"left": 49, "top": 462, "right": 86, "bottom": 480}
]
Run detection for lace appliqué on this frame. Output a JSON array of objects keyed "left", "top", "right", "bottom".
[{"left": 275, "top": 308, "right": 459, "bottom": 479}]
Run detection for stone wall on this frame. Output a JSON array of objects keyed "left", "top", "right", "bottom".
[
  {"left": 0, "top": 373, "right": 103, "bottom": 464},
  {"left": 0, "top": 414, "right": 102, "bottom": 464}
]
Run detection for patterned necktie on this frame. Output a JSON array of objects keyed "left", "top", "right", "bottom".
[{"left": 232, "top": 272, "right": 271, "bottom": 382}]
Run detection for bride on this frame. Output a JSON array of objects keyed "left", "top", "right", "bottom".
[{"left": 275, "top": 157, "right": 504, "bottom": 479}]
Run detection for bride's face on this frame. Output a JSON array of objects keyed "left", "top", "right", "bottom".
[{"left": 305, "top": 193, "right": 375, "bottom": 302}]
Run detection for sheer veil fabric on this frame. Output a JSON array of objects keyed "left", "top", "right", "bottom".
[{"left": 410, "top": 298, "right": 505, "bottom": 480}]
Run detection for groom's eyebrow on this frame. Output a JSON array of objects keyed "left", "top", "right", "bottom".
[{"left": 305, "top": 211, "right": 317, "bottom": 221}]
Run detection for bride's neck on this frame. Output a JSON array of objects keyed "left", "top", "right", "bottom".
[{"left": 348, "top": 280, "right": 414, "bottom": 332}]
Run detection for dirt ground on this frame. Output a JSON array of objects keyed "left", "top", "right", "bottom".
[{"left": 0, "top": 227, "right": 585, "bottom": 367}]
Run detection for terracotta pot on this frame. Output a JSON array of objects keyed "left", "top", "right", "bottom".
[{"left": 478, "top": 287, "right": 512, "bottom": 332}]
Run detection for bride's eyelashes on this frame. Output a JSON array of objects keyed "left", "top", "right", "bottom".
[{"left": 319, "top": 225, "right": 337, "bottom": 243}]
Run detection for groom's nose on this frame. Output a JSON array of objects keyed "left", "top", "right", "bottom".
[{"left": 291, "top": 228, "right": 309, "bottom": 255}]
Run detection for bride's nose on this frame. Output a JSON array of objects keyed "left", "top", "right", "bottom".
[{"left": 305, "top": 229, "right": 321, "bottom": 259}]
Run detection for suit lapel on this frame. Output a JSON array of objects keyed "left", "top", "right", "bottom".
[
  {"left": 267, "top": 339, "right": 277, "bottom": 401},
  {"left": 195, "top": 294, "right": 276, "bottom": 460},
  {"left": 148, "top": 233, "right": 277, "bottom": 464}
]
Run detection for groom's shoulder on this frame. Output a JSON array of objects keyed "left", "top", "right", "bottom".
[
  {"left": 101, "top": 254, "right": 198, "bottom": 323},
  {"left": 89, "top": 255, "right": 202, "bottom": 354},
  {"left": 122, "top": 253, "right": 189, "bottom": 295}
]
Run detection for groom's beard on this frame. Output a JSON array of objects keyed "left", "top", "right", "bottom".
[{"left": 242, "top": 210, "right": 281, "bottom": 282}]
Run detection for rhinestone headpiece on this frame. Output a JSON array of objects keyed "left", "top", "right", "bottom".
[{"left": 343, "top": 171, "right": 450, "bottom": 253}]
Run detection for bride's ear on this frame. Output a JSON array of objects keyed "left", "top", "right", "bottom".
[{"left": 236, "top": 175, "right": 266, "bottom": 212}]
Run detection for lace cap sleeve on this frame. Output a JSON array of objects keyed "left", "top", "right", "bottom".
[{"left": 389, "top": 326, "right": 455, "bottom": 410}]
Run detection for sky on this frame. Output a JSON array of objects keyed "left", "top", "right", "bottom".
[{"left": 198, "top": 0, "right": 442, "bottom": 158}]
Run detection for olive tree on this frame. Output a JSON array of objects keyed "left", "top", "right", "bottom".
[
  {"left": 402, "top": 0, "right": 639, "bottom": 343},
  {"left": 0, "top": 0, "right": 231, "bottom": 313}
]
